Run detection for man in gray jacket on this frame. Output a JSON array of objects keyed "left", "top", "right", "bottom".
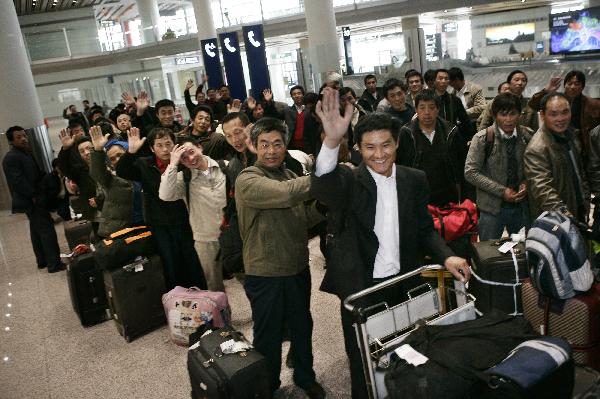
[{"left": 464, "top": 93, "right": 531, "bottom": 240}]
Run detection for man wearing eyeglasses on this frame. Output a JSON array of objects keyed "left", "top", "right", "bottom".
[{"left": 235, "top": 117, "right": 326, "bottom": 399}]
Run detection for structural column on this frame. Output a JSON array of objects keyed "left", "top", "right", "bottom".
[
  {"left": 401, "top": 16, "right": 427, "bottom": 74},
  {"left": 0, "top": 2, "right": 53, "bottom": 209},
  {"left": 136, "top": 0, "right": 160, "bottom": 44},
  {"left": 192, "top": 0, "right": 217, "bottom": 41},
  {"left": 304, "top": 0, "right": 341, "bottom": 90}
]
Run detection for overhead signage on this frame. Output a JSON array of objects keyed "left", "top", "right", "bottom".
[
  {"left": 200, "top": 38, "right": 224, "bottom": 89},
  {"left": 175, "top": 56, "right": 200, "bottom": 65},
  {"left": 242, "top": 24, "right": 271, "bottom": 98},
  {"left": 218, "top": 32, "right": 247, "bottom": 101}
]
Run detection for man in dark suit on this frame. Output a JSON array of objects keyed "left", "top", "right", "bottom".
[
  {"left": 2, "top": 126, "right": 64, "bottom": 273},
  {"left": 311, "top": 89, "right": 470, "bottom": 399}
]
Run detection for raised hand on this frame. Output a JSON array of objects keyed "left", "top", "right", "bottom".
[
  {"left": 316, "top": 87, "right": 353, "bottom": 149},
  {"left": 263, "top": 89, "right": 273, "bottom": 102},
  {"left": 121, "top": 92, "right": 135, "bottom": 107},
  {"left": 545, "top": 77, "right": 562, "bottom": 92},
  {"left": 185, "top": 79, "right": 194, "bottom": 91},
  {"left": 202, "top": 74, "right": 209, "bottom": 83},
  {"left": 59, "top": 128, "right": 74, "bottom": 149},
  {"left": 246, "top": 96, "right": 257, "bottom": 110},
  {"left": 169, "top": 144, "right": 187, "bottom": 167},
  {"left": 227, "top": 99, "right": 242, "bottom": 114},
  {"left": 244, "top": 123, "right": 257, "bottom": 154},
  {"left": 89, "top": 125, "right": 110, "bottom": 151},
  {"left": 136, "top": 91, "right": 150, "bottom": 116},
  {"left": 127, "top": 127, "right": 146, "bottom": 154}
]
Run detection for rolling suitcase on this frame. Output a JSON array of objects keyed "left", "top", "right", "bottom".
[
  {"left": 66, "top": 252, "right": 111, "bottom": 327},
  {"left": 522, "top": 279, "right": 600, "bottom": 370},
  {"left": 103, "top": 255, "right": 167, "bottom": 342},
  {"left": 469, "top": 240, "right": 528, "bottom": 315},
  {"left": 64, "top": 219, "right": 92, "bottom": 250},
  {"left": 187, "top": 325, "right": 271, "bottom": 399}
]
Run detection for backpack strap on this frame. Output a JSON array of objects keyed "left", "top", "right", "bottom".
[{"left": 483, "top": 126, "right": 495, "bottom": 164}]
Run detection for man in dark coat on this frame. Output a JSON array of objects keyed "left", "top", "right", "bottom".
[
  {"left": 2, "top": 126, "right": 64, "bottom": 273},
  {"left": 311, "top": 89, "right": 470, "bottom": 399}
]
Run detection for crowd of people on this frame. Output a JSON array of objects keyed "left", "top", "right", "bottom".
[{"left": 3, "top": 65, "right": 600, "bottom": 398}]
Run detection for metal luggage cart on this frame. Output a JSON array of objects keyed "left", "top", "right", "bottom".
[{"left": 344, "top": 265, "right": 477, "bottom": 399}]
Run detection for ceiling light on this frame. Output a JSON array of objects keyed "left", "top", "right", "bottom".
[
  {"left": 7, "top": 293, "right": 11, "bottom": 297},
  {"left": 6, "top": 304, "right": 11, "bottom": 308},
  {"left": 4, "top": 314, "right": 10, "bottom": 318},
  {"left": 4, "top": 327, "right": 9, "bottom": 332},
  {"left": 3, "top": 356, "right": 8, "bottom": 362}
]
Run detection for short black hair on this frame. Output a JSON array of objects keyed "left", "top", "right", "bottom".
[
  {"left": 191, "top": 105, "right": 214, "bottom": 121},
  {"left": 221, "top": 112, "right": 249, "bottom": 127},
  {"left": 6, "top": 126, "right": 25, "bottom": 142},
  {"left": 497, "top": 82, "right": 509, "bottom": 93},
  {"left": 108, "top": 108, "right": 126, "bottom": 124},
  {"left": 353, "top": 112, "right": 401, "bottom": 145},
  {"left": 383, "top": 79, "right": 407, "bottom": 99},
  {"left": 83, "top": 100, "right": 90, "bottom": 104},
  {"left": 289, "top": 85, "right": 305, "bottom": 96},
  {"left": 219, "top": 84, "right": 229, "bottom": 90},
  {"left": 491, "top": 92, "right": 522, "bottom": 116},
  {"left": 435, "top": 68, "right": 449, "bottom": 78},
  {"left": 68, "top": 120, "right": 83, "bottom": 129},
  {"left": 207, "top": 87, "right": 217, "bottom": 93},
  {"left": 339, "top": 87, "right": 357, "bottom": 98},
  {"left": 74, "top": 135, "right": 92, "bottom": 148},
  {"left": 405, "top": 70, "right": 424, "bottom": 84},
  {"left": 90, "top": 106, "right": 104, "bottom": 117},
  {"left": 507, "top": 70, "right": 527, "bottom": 84},
  {"left": 147, "top": 127, "right": 176, "bottom": 147},
  {"left": 423, "top": 69, "right": 437, "bottom": 85},
  {"left": 414, "top": 89, "right": 440, "bottom": 109},
  {"left": 564, "top": 70, "right": 585, "bottom": 88},
  {"left": 177, "top": 135, "right": 200, "bottom": 147},
  {"left": 448, "top": 67, "right": 464, "bottom": 82},
  {"left": 364, "top": 74, "right": 377, "bottom": 84},
  {"left": 540, "top": 92, "right": 570, "bottom": 113},
  {"left": 155, "top": 99, "right": 175, "bottom": 113},
  {"left": 303, "top": 92, "right": 318, "bottom": 106},
  {"left": 249, "top": 117, "right": 288, "bottom": 147}
]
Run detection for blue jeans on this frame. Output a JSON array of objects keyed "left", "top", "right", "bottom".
[{"left": 479, "top": 206, "right": 527, "bottom": 241}]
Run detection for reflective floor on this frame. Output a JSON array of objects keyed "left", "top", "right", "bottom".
[{"left": 0, "top": 211, "right": 351, "bottom": 399}]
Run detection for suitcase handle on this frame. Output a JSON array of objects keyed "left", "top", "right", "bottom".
[
  {"left": 407, "top": 283, "right": 434, "bottom": 299},
  {"left": 344, "top": 265, "right": 443, "bottom": 313}
]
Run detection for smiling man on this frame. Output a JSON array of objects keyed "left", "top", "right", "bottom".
[
  {"left": 524, "top": 92, "right": 589, "bottom": 222},
  {"left": 311, "top": 88, "right": 470, "bottom": 399}
]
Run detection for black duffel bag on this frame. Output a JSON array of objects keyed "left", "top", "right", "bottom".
[
  {"left": 94, "top": 226, "right": 156, "bottom": 270},
  {"left": 384, "top": 311, "right": 567, "bottom": 399}
]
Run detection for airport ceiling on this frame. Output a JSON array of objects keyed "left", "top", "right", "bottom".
[{"left": 12, "top": 0, "right": 590, "bottom": 20}]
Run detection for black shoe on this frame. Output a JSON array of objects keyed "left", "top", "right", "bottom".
[
  {"left": 37, "top": 264, "right": 47, "bottom": 269},
  {"left": 302, "top": 382, "right": 326, "bottom": 399},
  {"left": 48, "top": 263, "right": 66, "bottom": 273}
]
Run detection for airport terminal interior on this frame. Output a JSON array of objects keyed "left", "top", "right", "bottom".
[{"left": 2, "top": 0, "right": 600, "bottom": 398}]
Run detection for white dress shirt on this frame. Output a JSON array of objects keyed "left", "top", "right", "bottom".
[{"left": 316, "top": 144, "right": 401, "bottom": 278}]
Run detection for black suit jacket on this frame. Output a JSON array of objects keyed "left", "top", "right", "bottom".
[
  {"left": 311, "top": 163, "right": 454, "bottom": 299},
  {"left": 2, "top": 146, "right": 42, "bottom": 213}
]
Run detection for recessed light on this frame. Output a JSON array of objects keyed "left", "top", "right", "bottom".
[
  {"left": 3, "top": 356, "right": 8, "bottom": 362},
  {"left": 7, "top": 293, "right": 12, "bottom": 297},
  {"left": 6, "top": 304, "right": 11, "bottom": 308},
  {"left": 4, "top": 327, "right": 10, "bottom": 332},
  {"left": 4, "top": 314, "right": 10, "bottom": 318}
]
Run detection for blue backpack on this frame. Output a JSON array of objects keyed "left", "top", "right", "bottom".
[{"left": 526, "top": 211, "right": 594, "bottom": 299}]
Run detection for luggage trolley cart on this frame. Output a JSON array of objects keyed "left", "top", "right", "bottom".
[{"left": 344, "top": 265, "right": 478, "bottom": 399}]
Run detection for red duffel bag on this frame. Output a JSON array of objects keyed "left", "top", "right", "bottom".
[{"left": 427, "top": 199, "right": 478, "bottom": 242}]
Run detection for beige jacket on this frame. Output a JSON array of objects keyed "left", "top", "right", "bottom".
[{"left": 453, "top": 80, "right": 486, "bottom": 119}]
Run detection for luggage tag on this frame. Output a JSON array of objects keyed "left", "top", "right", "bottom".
[
  {"left": 219, "top": 338, "right": 253, "bottom": 355},
  {"left": 394, "top": 344, "right": 428, "bottom": 366},
  {"left": 497, "top": 241, "right": 518, "bottom": 254}
]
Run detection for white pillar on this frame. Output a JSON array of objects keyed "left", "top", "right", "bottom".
[
  {"left": 402, "top": 16, "right": 426, "bottom": 73},
  {"left": 137, "top": 0, "right": 160, "bottom": 44},
  {"left": 304, "top": 0, "right": 341, "bottom": 89},
  {"left": 192, "top": 0, "right": 217, "bottom": 41}
]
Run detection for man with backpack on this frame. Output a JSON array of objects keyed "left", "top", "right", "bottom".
[{"left": 464, "top": 93, "right": 532, "bottom": 240}]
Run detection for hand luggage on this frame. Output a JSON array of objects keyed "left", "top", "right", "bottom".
[
  {"left": 94, "top": 226, "right": 156, "bottom": 271},
  {"left": 66, "top": 252, "right": 111, "bottom": 327},
  {"left": 522, "top": 278, "right": 600, "bottom": 370},
  {"left": 427, "top": 199, "right": 478, "bottom": 242},
  {"left": 162, "top": 286, "right": 230, "bottom": 346},
  {"left": 103, "top": 255, "right": 166, "bottom": 342},
  {"left": 63, "top": 219, "right": 92, "bottom": 250},
  {"left": 187, "top": 325, "right": 271, "bottom": 399},
  {"left": 344, "top": 265, "right": 477, "bottom": 399},
  {"left": 469, "top": 240, "right": 528, "bottom": 315}
]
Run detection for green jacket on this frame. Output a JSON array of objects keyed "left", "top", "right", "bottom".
[{"left": 235, "top": 163, "right": 324, "bottom": 277}]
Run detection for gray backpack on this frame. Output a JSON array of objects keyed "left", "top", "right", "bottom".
[{"left": 526, "top": 211, "right": 594, "bottom": 299}]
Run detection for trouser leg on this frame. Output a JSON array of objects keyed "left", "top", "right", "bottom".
[
  {"left": 151, "top": 226, "right": 177, "bottom": 289},
  {"left": 26, "top": 210, "right": 46, "bottom": 267},
  {"left": 244, "top": 275, "right": 285, "bottom": 392},
  {"left": 178, "top": 223, "right": 206, "bottom": 289},
  {"left": 341, "top": 302, "right": 369, "bottom": 399},
  {"left": 194, "top": 240, "right": 224, "bottom": 291},
  {"left": 28, "top": 206, "right": 61, "bottom": 268}
]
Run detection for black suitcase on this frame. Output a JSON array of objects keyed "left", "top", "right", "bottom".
[
  {"left": 188, "top": 325, "right": 271, "bottom": 399},
  {"left": 64, "top": 219, "right": 92, "bottom": 250},
  {"left": 103, "top": 255, "right": 166, "bottom": 342},
  {"left": 469, "top": 240, "right": 528, "bottom": 315},
  {"left": 66, "top": 252, "right": 111, "bottom": 327}
]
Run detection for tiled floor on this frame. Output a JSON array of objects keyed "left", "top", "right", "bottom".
[{"left": 0, "top": 211, "right": 351, "bottom": 399}]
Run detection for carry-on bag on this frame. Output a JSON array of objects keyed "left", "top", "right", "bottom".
[
  {"left": 427, "top": 199, "right": 478, "bottom": 242},
  {"left": 64, "top": 219, "right": 92, "bottom": 250},
  {"left": 103, "top": 255, "right": 166, "bottom": 342},
  {"left": 187, "top": 324, "right": 271, "bottom": 399},
  {"left": 522, "top": 278, "right": 600, "bottom": 369},
  {"left": 344, "top": 265, "right": 477, "bottom": 399},
  {"left": 94, "top": 226, "right": 155, "bottom": 271},
  {"left": 66, "top": 251, "right": 111, "bottom": 327},
  {"left": 469, "top": 240, "right": 528, "bottom": 315},
  {"left": 162, "top": 286, "right": 230, "bottom": 346}
]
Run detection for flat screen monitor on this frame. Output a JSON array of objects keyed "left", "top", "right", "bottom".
[
  {"left": 550, "top": 7, "right": 600, "bottom": 55},
  {"left": 485, "top": 23, "right": 535, "bottom": 46}
]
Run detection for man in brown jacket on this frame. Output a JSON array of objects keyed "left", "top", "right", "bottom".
[{"left": 524, "top": 92, "right": 589, "bottom": 222}]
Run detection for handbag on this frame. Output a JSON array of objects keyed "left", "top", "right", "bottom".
[{"left": 427, "top": 199, "right": 478, "bottom": 242}]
